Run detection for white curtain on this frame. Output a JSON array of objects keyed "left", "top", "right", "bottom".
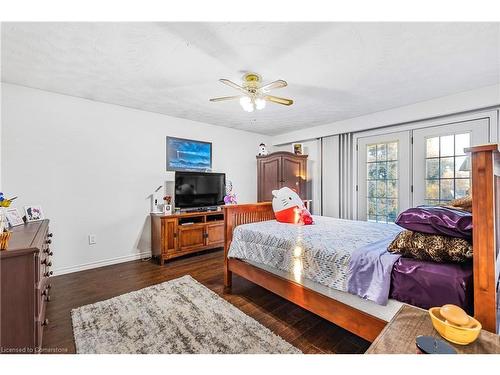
[
  {"left": 321, "top": 133, "right": 355, "bottom": 219},
  {"left": 338, "top": 133, "right": 354, "bottom": 219}
]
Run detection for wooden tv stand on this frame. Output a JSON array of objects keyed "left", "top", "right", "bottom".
[{"left": 151, "top": 210, "right": 225, "bottom": 264}]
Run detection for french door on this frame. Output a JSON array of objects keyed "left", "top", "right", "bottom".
[
  {"left": 357, "top": 117, "right": 490, "bottom": 222},
  {"left": 357, "top": 132, "right": 411, "bottom": 223},
  {"left": 412, "top": 118, "right": 489, "bottom": 206}
]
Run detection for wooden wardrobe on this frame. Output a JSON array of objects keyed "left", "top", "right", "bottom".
[{"left": 257, "top": 151, "right": 308, "bottom": 202}]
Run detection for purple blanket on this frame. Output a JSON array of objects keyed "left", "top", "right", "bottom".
[{"left": 347, "top": 234, "right": 402, "bottom": 305}]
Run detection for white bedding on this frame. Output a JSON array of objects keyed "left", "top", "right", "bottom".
[{"left": 227, "top": 215, "right": 402, "bottom": 292}]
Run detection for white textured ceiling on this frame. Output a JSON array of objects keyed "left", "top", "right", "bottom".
[{"left": 2, "top": 22, "right": 499, "bottom": 135}]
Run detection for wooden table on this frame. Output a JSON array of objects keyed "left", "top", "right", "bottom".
[{"left": 367, "top": 305, "right": 500, "bottom": 354}]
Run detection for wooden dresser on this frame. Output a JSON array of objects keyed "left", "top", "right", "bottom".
[
  {"left": 257, "top": 151, "right": 308, "bottom": 202},
  {"left": 0, "top": 220, "right": 53, "bottom": 354},
  {"left": 151, "top": 211, "right": 224, "bottom": 264}
]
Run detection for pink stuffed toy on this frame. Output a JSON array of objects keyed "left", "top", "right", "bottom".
[{"left": 272, "top": 187, "right": 313, "bottom": 225}]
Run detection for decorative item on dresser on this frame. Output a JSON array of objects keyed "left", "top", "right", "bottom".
[
  {"left": 0, "top": 220, "right": 53, "bottom": 353},
  {"left": 257, "top": 151, "right": 308, "bottom": 202},
  {"left": 151, "top": 211, "right": 224, "bottom": 264}
]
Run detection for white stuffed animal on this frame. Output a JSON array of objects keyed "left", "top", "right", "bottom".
[
  {"left": 272, "top": 187, "right": 313, "bottom": 225},
  {"left": 258, "top": 143, "right": 269, "bottom": 156}
]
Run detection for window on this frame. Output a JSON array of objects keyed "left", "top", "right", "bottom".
[
  {"left": 424, "top": 133, "right": 470, "bottom": 205},
  {"left": 366, "top": 142, "right": 399, "bottom": 223}
]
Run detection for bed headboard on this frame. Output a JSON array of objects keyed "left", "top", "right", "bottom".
[{"left": 466, "top": 144, "right": 500, "bottom": 333}]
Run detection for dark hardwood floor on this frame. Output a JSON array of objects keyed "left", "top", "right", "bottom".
[{"left": 43, "top": 249, "right": 370, "bottom": 354}]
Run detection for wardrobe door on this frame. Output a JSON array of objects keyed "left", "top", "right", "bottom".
[
  {"left": 257, "top": 155, "right": 281, "bottom": 201},
  {"left": 281, "top": 155, "right": 307, "bottom": 199}
]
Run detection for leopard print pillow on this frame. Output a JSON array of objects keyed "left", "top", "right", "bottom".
[
  {"left": 388, "top": 230, "right": 473, "bottom": 263},
  {"left": 445, "top": 195, "right": 472, "bottom": 213}
]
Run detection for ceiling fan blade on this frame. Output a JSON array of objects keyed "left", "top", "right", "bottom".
[
  {"left": 264, "top": 95, "right": 294, "bottom": 106},
  {"left": 209, "top": 95, "right": 244, "bottom": 102},
  {"left": 219, "top": 79, "right": 248, "bottom": 94},
  {"left": 260, "top": 80, "right": 287, "bottom": 92}
]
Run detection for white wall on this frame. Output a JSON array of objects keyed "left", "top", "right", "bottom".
[
  {"left": 273, "top": 139, "right": 321, "bottom": 215},
  {"left": 1, "top": 83, "right": 270, "bottom": 274},
  {"left": 271, "top": 84, "right": 500, "bottom": 145}
]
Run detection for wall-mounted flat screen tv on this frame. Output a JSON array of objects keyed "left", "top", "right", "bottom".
[{"left": 166, "top": 136, "right": 212, "bottom": 171}]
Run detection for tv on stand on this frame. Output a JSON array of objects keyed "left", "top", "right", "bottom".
[{"left": 174, "top": 171, "right": 225, "bottom": 212}]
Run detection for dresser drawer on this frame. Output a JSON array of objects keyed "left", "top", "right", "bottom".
[{"left": 36, "top": 280, "right": 51, "bottom": 322}]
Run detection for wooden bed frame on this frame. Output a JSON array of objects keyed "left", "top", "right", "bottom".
[{"left": 224, "top": 144, "right": 500, "bottom": 341}]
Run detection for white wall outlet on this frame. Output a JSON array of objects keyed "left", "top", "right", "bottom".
[{"left": 88, "top": 234, "right": 96, "bottom": 245}]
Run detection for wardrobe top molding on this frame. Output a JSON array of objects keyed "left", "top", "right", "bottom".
[{"left": 257, "top": 151, "right": 308, "bottom": 159}]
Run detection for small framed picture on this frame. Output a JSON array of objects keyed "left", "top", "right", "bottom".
[
  {"left": 5, "top": 208, "right": 24, "bottom": 227},
  {"left": 163, "top": 204, "right": 173, "bottom": 215},
  {"left": 292, "top": 143, "right": 303, "bottom": 155},
  {"left": 24, "top": 205, "right": 44, "bottom": 222}
]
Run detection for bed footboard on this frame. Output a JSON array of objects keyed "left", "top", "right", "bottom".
[{"left": 223, "top": 202, "right": 275, "bottom": 288}]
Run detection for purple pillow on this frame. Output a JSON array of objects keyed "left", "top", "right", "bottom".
[{"left": 395, "top": 206, "right": 472, "bottom": 240}]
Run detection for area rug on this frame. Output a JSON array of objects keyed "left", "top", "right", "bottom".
[{"left": 71, "top": 275, "right": 301, "bottom": 354}]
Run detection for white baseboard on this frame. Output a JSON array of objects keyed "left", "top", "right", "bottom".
[{"left": 53, "top": 251, "right": 153, "bottom": 276}]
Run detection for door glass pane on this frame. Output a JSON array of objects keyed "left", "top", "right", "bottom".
[
  {"left": 366, "top": 142, "right": 398, "bottom": 223},
  {"left": 426, "top": 137, "right": 439, "bottom": 158},
  {"left": 424, "top": 132, "right": 471, "bottom": 205},
  {"left": 440, "top": 135, "right": 455, "bottom": 157},
  {"left": 387, "top": 142, "right": 398, "bottom": 161},
  {"left": 455, "top": 156, "right": 469, "bottom": 178},
  {"left": 455, "top": 133, "right": 470, "bottom": 156}
]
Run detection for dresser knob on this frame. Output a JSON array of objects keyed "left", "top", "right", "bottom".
[
  {"left": 46, "top": 239, "right": 52, "bottom": 244},
  {"left": 42, "top": 289, "right": 49, "bottom": 296},
  {"left": 42, "top": 259, "right": 52, "bottom": 266},
  {"left": 45, "top": 295, "right": 51, "bottom": 302},
  {"left": 47, "top": 233, "right": 53, "bottom": 238},
  {"left": 44, "top": 271, "right": 53, "bottom": 277},
  {"left": 41, "top": 319, "right": 49, "bottom": 326}
]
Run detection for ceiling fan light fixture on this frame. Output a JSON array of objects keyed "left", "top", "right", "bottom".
[
  {"left": 239, "top": 96, "right": 255, "bottom": 112},
  {"left": 210, "top": 73, "right": 292, "bottom": 112},
  {"left": 255, "top": 98, "right": 266, "bottom": 110},
  {"left": 239, "top": 96, "right": 251, "bottom": 106}
]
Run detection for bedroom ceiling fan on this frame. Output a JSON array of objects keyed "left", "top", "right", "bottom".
[{"left": 209, "top": 72, "right": 294, "bottom": 112}]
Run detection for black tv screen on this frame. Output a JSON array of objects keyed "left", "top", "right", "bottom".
[{"left": 175, "top": 171, "right": 225, "bottom": 208}]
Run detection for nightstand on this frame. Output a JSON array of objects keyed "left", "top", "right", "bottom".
[{"left": 366, "top": 305, "right": 500, "bottom": 354}]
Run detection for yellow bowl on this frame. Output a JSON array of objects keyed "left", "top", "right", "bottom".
[{"left": 429, "top": 307, "right": 481, "bottom": 345}]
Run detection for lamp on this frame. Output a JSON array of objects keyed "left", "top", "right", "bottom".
[
  {"left": 459, "top": 156, "right": 471, "bottom": 172},
  {"left": 255, "top": 98, "right": 266, "bottom": 110},
  {"left": 239, "top": 96, "right": 266, "bottom": 112},
  {"left": 151, "top": 185, "right": 163, "bottom": 213}
]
